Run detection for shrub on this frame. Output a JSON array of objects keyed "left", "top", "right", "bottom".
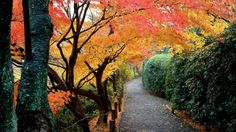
[
  {"left": 119, "top": 62, "right": 135, "bottom": 81},
  {"left": 172, "top": 25, "right": 236, "bottom": 130},
  {"left": 142, "top": 53, "right": 172, "bottom": 96},
  {"left": 55, "top": 106, "right": 82, "bottom": 131},
  {"left": 164, "top": 52, "right": 191, "bottom": 105}
]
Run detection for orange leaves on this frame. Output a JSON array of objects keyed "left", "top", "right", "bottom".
[
  {"left": 11, "top": 0, "right": 25, "bottom": 61},
  {"left": 123, "top": 37, "right": 154, "bottom": 64},
  {"left": 12, "top": 0, "right": 23, "bottom": 22},
  {"left": 48, "top": 91, "right": 70, "bottom": 114},
  {"left": 11, "top": 22, "right": 24, "bottom": 47},
  {"left": 11, "top": 0, "right": 24, "bottom": 48}
]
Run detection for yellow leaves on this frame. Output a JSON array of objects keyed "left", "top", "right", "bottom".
[
  {"left": 209, "top": 18, "right": 229, "bottom": 35},
  {"left": 122, "top": 37, "right": 155, "bottom": 64},
  {"left": 183, "top": 31, "right": 206, "bottom": 48},
  {"left": 155, "top": 28, "right": 187, "bottom": 47},
  {"left": 152, "top": 9, "right": 229, "bottom": 51},
  {"left": 103, "top": 60, "right": 122, "bottom": 80},
  {"left": 187, "top": 9, "right": 229, "bottom": 35},
  {"left": 169, "top": 45, "right": 185, "bottom": 54}
]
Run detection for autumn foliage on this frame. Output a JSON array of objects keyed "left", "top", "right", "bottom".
[{"left": 8, "top": 0, "right": 236, "bottom": 130}]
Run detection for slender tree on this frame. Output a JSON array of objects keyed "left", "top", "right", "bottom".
[
  {"left": 0, "top": 0, "right": 17, "bottom": 131},
  {"left": 16, "top": 0, "right": 55, "bottom": 131}
]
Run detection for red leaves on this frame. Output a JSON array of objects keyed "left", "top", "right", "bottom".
[
  {"left": 131, "top": 15, "right": 158, "bottom": 35},
  {"left": 115, "top": 0, "right": 153, "bottom": 11}
]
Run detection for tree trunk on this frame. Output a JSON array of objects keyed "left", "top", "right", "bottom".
[
  {"left": 96, "top": 71, "right": 110, "bottom": 124},
  {"left": 0, "top": 0, "right": 17, "bottom": 131},
  {"left": 133, "top": 66, "right": 136, "bottom": 78},
  {"left": 16, "top": 0, "right": 55, "bottom": 131},
  {"left": 77, "top": 88, "right": 107, "bottom": 125},
  {"left": 102, "top": 80, "right": 110, "bottom": 123},
  {"left": 135, "top": 66, "right": 141, "bottom": 76},
  {"left": 112, "top": 74, "right": 117, "bottom": 92},
  {"left": 96, "top": 71, "right": 104, "bottom": 95},
  {"left": 66, "top": 96, "right": 90, "bottom": 132}
]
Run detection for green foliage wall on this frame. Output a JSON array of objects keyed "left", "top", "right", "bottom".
[{"left": 142, "top": 24, "right": 236, "bottom": 131}]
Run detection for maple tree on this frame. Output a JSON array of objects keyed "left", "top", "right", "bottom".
[
  {"left": 47, "top": 0, "right": 158, "bottom": 127},
  {"left": 48, "top": 1, "right": 114, "bottom": 130},
  {"left": 48, "top": 2, "right": 136, "bottom": 130}
]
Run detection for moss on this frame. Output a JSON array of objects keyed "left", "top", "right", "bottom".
[{"left": 0, "top": 55, "right": 17, "bottom": 131}]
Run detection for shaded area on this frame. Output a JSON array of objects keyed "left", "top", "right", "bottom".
[{"left": 120, "top": 78, "right": 196, "bottom": 132}]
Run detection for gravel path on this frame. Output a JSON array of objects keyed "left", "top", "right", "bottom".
[{"left": 120, "top": 78, "right": 196, "bottom": 132}]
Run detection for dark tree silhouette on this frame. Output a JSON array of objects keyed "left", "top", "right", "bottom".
[{"left": 0, "top": 0, "right": 17, "bottom": 131}]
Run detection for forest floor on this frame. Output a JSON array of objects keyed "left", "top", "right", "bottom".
[{"left": 119, "top": 78, "right": 197, "bottom": 132}]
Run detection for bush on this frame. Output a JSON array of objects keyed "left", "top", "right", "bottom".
[
  {"left": 80, "top": 96, "right": 99, "bottom": 119},
  {"left": 142, "top": 53, "right": 172, "bottom": 96},
  {"left": 142, "top": 24, "right": 236, "bottom": 131},
  {"left": 55, "top": 106, "right": 82, "bottom": 131}
]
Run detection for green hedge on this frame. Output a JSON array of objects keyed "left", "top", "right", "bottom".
[
  {"left": 142, "top": 24, "right": 236, "bottom": 131},
  {"left": 142, "top": 54, "right": 172, "bottom": 96}
]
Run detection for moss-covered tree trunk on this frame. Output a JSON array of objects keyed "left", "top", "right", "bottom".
[
  {"left": 16, "top": 0, "right": 55, "bottom": 131},
  {"left": 0, "top": 0, "right": 17, "bottom": 131}
]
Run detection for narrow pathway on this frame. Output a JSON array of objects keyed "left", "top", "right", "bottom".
[{"left": 120, "top": 78, "right": 196, "bottom": 132}]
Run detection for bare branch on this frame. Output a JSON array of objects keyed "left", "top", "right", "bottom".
[
  {"left": 48, "top": 62, "right": 66, "bottom": 69},
  {"left": 206, "top": 10, "right": 231, "bottom": 23},
  {"left": 76, "top": 70, "right": 95, "bottom": 88},
  {"left": 84, "top": 61, "right": 96, "bottom": 74}
]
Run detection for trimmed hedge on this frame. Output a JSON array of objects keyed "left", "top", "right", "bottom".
[
  {"left": 142, "top": 24, "right": 236, "bottom": 131},
  {"left": 142, "top": 54, "right": 172, "bottom": 96}
]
